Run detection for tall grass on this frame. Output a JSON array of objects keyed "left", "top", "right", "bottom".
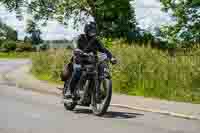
[
  {"left": 111, "top": 45, "right": 200, "bottom": 103},
  {"left": 31, "top": 49, "right": 71, "bottom": 83},
  {"left": 31, "top": 45, "right": 200, "bottom": 103}
]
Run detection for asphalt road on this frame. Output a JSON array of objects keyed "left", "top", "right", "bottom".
[{"left": 0, "top": 59, "right": 200, "bottom": 133}]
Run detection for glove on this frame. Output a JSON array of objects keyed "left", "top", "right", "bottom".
[{"left": 110, "top": 57, "right": 117, "bottom": 64}]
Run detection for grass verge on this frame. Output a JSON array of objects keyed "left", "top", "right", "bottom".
[
  {"left": 0, "top": 52, "right": 33, "bottom": 59},
  {"left": 31, "top": 70, "right": 63, "bottom": 85},
  {"left": 31, "top": 45, "right": 200, "bottom": 103}
]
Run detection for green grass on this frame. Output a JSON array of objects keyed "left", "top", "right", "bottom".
[
  {"left": 31, "top": 49, "right": 71, "bottom": 83},
  {"left": 31, "top": 45, "right": 200, "bottom": 103},
  {"left": 31, "top": 70, "right": 63, "bottom": 85},
  {"left": 0, "top": 52, "right": 33, "bottom": 59}
]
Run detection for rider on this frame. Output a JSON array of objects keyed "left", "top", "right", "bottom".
[{"left": 65, "top": 21, "right": 116, "bottom": 103}]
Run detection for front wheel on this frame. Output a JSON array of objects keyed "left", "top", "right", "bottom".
[
  {"left": 91, "top": 78, "right": 112, "bottom": 116},
  {"left": 63, "top": 81, "right": 77, "bottom": 111},
  {"left": 64, "top": 102, "right": 77, "bottom": 111}
]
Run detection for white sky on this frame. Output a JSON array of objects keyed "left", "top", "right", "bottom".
[{"left": 0, "top": 0, "right": 171, "bottom": 40}]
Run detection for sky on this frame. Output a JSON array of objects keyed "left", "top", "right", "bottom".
[
  {"left": 0, "top": 0, "right": 171, "bottom": 40},
  {"left": 135, "top": 0, "right": 171, "bottom": 30}
]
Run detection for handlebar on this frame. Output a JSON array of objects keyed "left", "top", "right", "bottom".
[
  {"left": 73, "top": 49, "right": 117, "bottom": 65},
  {"left": 73, "top": 49, "right": 94, "bottom": 57}
]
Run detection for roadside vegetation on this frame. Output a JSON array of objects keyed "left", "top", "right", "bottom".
[
  {"left": 0, "top": 40, "right": 34, "bottom": 58},
  {"left": 31, "top": 49, "right": 71, "bottom": 84},
  {"left": 31, "top": 41, "right": 200, "bottom": 103},
  {"left": 0, "top": 52, "right": 32, "bottom": 59},
  {"left": 0, "top": 19, "right": 39, "bottom": 59}
]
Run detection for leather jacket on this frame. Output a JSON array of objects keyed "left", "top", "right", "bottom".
[{"left": 76, "top": 34, "right": 112, "bottom": 59}]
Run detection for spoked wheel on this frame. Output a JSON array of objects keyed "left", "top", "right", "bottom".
[
  {"left": 64, "top": 101, "right": 77, "bottom": 111},
  {"left": 91, "top": 78, "right": 112, "bottom": 116},
  {"left": 63, "top": 81, "right": 77, "bottom": 111}
]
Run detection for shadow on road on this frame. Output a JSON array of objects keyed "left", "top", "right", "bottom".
[
  {"left": 74, "top": 108, "right": 93, "bottom": 114},
  {"left": 73, "top": 108, "right": 144, "bottom": 119},
  {"left": 103, "top": 111, "right": 143, "bottom": 119}
]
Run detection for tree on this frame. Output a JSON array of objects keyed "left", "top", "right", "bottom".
[
  {"left": 7, "top": 29, "right": 18, "bottom": 41},
  {"left": 0, "top": 0, "right": 137, "bottom": 38},
  {"left": 95, "top": 0, "right": 136, "bottom": 37},
  {"left": 24, "top": 36, "right": 32, "bottom": 43},
  {"left": 26, "top": 19, "right": 42, "bottom": 45},
  {"left": 159, "top": 0, "right": 200, "bottom": 47},
  {"left": 26, "top": 19, "right": 37, "bottom": 34},
  {"left": 0, "top": 19, "right": 18, "bottom": 41}
]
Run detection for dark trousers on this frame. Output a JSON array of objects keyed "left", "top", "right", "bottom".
[{"left": 70, "top": 64, "right": 81, "bottom": 93}]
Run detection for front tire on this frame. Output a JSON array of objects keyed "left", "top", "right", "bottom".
[
  {"left": 91, "top": 79, "right": 112, "bottom": 116},
  {"left": 63, "top": 81, "right": 77, "bottom": 111},
  {"left": 64, "top": 102, "right": 77, "bottom": 111}
]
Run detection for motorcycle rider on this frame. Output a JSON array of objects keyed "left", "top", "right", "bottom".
[{"left": 65, "top": 21, "right": 116, "bottom": 104}]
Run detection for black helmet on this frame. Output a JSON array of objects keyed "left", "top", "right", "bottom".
[{"left": 84, "top": 22, "right": 97, "bottom": 37}]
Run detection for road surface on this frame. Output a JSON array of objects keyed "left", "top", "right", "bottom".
[{"left": 0, "top": 59, "right": 200, "bottom": 133}]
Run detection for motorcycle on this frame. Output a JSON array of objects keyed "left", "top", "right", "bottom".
[{"left": 62, "top": 49, "right": 116, "bottom": 116}]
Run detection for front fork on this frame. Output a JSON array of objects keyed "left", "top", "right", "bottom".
[{"left": 63, "top": 80, "right": 69, "bottom": 97}]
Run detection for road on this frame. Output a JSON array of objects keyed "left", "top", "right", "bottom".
[{"left": 0, "top": 59, "right": 200, "bottom": 133}]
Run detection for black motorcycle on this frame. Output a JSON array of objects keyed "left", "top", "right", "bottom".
[{"left": 63, "top": 49, "right": 116, "bottom": 116}]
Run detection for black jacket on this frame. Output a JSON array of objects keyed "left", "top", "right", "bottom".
[{"left": 77, "top": 34, "right": 112, "bottom": 59}]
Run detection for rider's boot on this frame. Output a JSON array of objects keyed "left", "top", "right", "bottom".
[
  {"left": 63, "top": 81, "right": 72, "bottom": 99},
  {"left": 78, "top": 92, "right": 89, "bottom": 105},
  {"left": 64, "top": 91, "right": 72, "bottom": 99}
]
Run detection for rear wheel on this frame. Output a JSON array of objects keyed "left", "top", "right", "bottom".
[{"left": 91, "top": 78, "right": 112, "bottom": 116}]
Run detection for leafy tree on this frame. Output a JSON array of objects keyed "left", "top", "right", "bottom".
[
  {"left": 96, "top": 0, "right": 136, "bottom": 37},
  {"left": 0, "top": 19, "right": 18, "bottom": 41},
  {"left": 26, "top": 19, "right": 37, "bottom": 34},
  {"left": 159, "top": 0, "right": 200, "bottom": 47},
  {"left": 7, "top": 29, "right": 18, "bottom": 41},
  {"left": 26, "top": 19, "right": 42, "bottom": 45},
  {"left": 0, "top": 23, "right": 5, "bottom": 40},
  {"left": 0, "top": 0, "right": 137, "bottom": 38},
  {"left": 1, "top": 40, "right": 17, "bottom": 51},
  {"left": 24, "top": 36, "right": 32, "bottom": 43}
]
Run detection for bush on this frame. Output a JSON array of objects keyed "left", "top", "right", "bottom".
[
  {"left": 0, "top": 48, "right": 9, "bottom": 52},
  {"left": 0, "top": 39, "right": 3, "bottom": 47},
  {"left": 1, "top": 40, "right": 17, "bottom": 51},
  {"left": 16, "top": 42, "right": 33, "bottom": 52},
  {"left": 32, "top": 43, "right": 50, "bottom": 52},
  {"left": 39, "top": 43, "right": 49, "bottom": 51},
  {"left": 101, "top": 38, "right": 113, "bottom": 48}
]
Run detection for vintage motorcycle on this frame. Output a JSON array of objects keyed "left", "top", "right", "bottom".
[{"left": 62, "top": 49, "right": 116, "bottom": 116}]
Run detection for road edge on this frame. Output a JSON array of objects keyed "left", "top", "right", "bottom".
[{"left": 3, "top": 62, "right": 200, "bottom": 120}]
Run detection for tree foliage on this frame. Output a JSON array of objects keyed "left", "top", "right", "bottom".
[
  {"left": 95, "top": 0, "right": 136, "bottom": 37},
  {"left": 0, "top": 19, "right": 18, "bottom": 41},
  {"left": 159, "top": 0, "right": 200, "bottom": 47},
  {"left": 26, "top": 19, "right": 42, "bottom": 45},
  {"left": 1, "top": 40, "right": 17, "bottom": 51},
  {"left": 0, "top": 0, "right": 136, "bottom": 38}
]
